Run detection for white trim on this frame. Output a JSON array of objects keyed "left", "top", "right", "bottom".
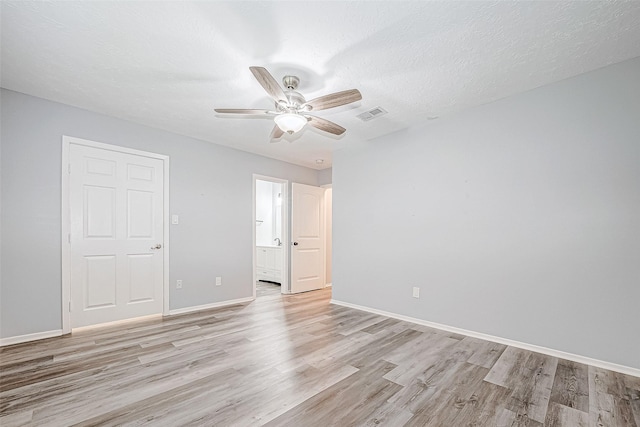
[
  {"left": 162, "top": 157, "right": 170, "bottom": 316},
  {"left": 61, "top": 136, "right": 171, "bottom": 334},
  {"left": 252, "top": 175, "right": 290, "bottom": 295},
  {"left": 330, "top": 299, "right": 640, "bottom": 378},
  {"left": 72, "top": 314, "right": 162, "bottom": 333},
  {"left": 61, "top": 139, "right": 71, "bottom": 334},
  {"left": 0, "top": 330, "right": 63, "bottom": 347},
  {"left": 168, "top": 297, "right": 255, "bottom": 316},
  {"left": 323, "top": 187, "right": 332, "bottom": 289},
  {"left": 252, "top": 176, "right": 257, "bottom": 299},
  {"left": 63, "top": 136, "right": 172, "bottom": 159},
  {"left": 325, "top": 282, "right": 333, "bottom": 288},
  {"left": 322, "top": 187, "right": 326, "bottom": 291}
]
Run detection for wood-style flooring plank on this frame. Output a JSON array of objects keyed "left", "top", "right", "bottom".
[
  {"left": 447, "top": 380, "right": 513, "bottom": 426},
  {"left": 0, "top": 409, "right": 32, "bottom": 427},
  {"left": 263, "top": 359, "right": 401, "bottom": 427},
  {"left": 402, "top": 362, "right": 490, "bottom": 426},
  {"left": 331, "top": 328, "right": 424, "bottom": 371},
  {"left": 506, "top": 352, "right": 558, "bottom": 424},
  {"left": 383, "top": 333, "right": 459, "bottom": 386},
  {"left": 588, "top": 365, "right": 639, "bottom": 427},
  {"left": 466, "top": 339, "right": 507, "bottom": 369},
  {"left": 549, "top": 359, "right": 590, "bottom": 413},
  {"left": 545, "top": 402, "right": 589, "bottom": 427},
  {"left": 484, "top": 346, "right": 532, "bottom": 388},
  {"left": 630, "top": 386, "right": 640, "bottom": 427},
  {"left": 357, "top": 401, "right": 414, "bottom": 427}
]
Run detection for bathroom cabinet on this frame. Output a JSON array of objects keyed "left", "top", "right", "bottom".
[{"left": 256, "top": 246, "right": 282, "bottom": 283}]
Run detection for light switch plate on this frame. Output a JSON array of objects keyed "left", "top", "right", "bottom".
[{"left": 171, "top": 214, "right": 179, "bottom": 225}]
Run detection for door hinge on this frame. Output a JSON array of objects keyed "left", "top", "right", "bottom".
[
  {"left": 69, "top": 301, "right": 72, "bottom": 312},
  {"left": 68, "top": 164, "right": 71, "bottom": 174},
  {"left": 68, "top": 233, "right": 71, "bottom": 243}
]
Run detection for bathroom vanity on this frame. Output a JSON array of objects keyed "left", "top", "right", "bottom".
[{"left": 256, "top": 245, "right": 282, "bottom": 284}]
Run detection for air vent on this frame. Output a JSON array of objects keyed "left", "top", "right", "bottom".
[{"left": 357, "top": 107, "right": 388, "bottom": 122}]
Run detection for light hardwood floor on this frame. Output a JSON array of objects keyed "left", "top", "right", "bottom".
[{"left": 1, "top": 282, "right": 638, "bottom": 426}]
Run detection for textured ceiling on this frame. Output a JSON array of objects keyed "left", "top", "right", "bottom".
[{"left": 2, "top": 1, "right": 640, "bottom": 169}]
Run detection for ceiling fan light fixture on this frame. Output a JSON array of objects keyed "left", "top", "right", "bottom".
[{"left": 274, "top": 113, "right": 307, "bottom": 134}]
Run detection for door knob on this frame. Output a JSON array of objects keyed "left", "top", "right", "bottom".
[
  {"left": 151, "top": 244, "right": 162, "bottom": 250},
  {"left": 293, "top": 242, "right": 299, "bottom": 246}
]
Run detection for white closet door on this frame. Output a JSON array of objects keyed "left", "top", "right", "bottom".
[{"left": 69, "top": 144, "right": 164, "bottom": 328}]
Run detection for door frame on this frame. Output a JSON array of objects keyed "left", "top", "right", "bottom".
[
  {"left": 321, "top": 184, "right": 332, "bottom": 288},
  {"left": 252, "top": 174, "right": 289, "bottom": 296},
  {"left": 61, "top": 136, "right": 171, "bottom": 334}
]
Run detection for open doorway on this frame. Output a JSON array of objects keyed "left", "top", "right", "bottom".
[{"left": 253, "top": 175, "right": 288, "bottom": 298}]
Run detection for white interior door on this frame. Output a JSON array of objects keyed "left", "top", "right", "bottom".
[
  {"left": 69, "top": 144, "right": 164, "bottom": 328},
  {"left": 290, "top": 183, "right": 325, "bottom": 293}
]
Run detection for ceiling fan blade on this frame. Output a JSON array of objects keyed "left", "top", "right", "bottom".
[
  {"left": 304, "top": 89, "right": 362, "bottom": 111},
  {"left": 306, "top": 115, "right": 346, "bottom": 136},
  {"left": 249, "top": 66, "right": 287, "bottom": 103},
  {"left": 269, "top": 124, "right": 284, "bottom": 141},
  {"left": 214, "top": 109, "right": 275, "bottom": 115}
]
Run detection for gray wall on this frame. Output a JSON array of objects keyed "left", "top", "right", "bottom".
[
  {"left": 0, "top": 89, "right": 318, "bottom": 338},
  {"left": 317, "top": 167, "right": 332, "bottom": 186},
  {"left": 332, "top": 57, "right": 640, "bottom": 369}
]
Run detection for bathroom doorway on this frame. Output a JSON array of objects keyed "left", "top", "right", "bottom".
[{"left": 253, "top": 175, "right": 288, "bottom": 297}]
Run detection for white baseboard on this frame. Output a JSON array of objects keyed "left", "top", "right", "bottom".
[
  {"left": 72, "top": 314, "right": 163, "bottom": 333},
  {"left": 0, "top": 297, "right": 254, "bottom": 345},
  {"left": 330, "top": 299, "right": 640, "bottom": 378},
  {"left": 168, "top": 296, "right": 255, "bottom": 316},
  {"left": 0, "top": 329, "right": 63, "bottom": 347}
]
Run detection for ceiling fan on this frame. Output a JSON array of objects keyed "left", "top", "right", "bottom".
[{"left": 214, "top": 66, "right": 362, "bottom": 141}]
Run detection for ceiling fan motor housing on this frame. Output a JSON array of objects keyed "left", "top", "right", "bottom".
[
  {"left": 282, "top": 75, "right": 300, "bottom": 90},
  {"left": 277, "top": 75, "right": 306, "bottom": 111},
  {"left": 281, "top": 90, "right": 306, "bottom": 110}
]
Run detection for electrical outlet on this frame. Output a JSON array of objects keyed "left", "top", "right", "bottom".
[
  {"left": 412, "top": 287, "right": 420, "bottom": 298},
  {"left": 176, "top": 280, "right": 183, "bottom": 289},
  {"left": 216, "top": 277, "right": 222, "bottom": 286}
]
